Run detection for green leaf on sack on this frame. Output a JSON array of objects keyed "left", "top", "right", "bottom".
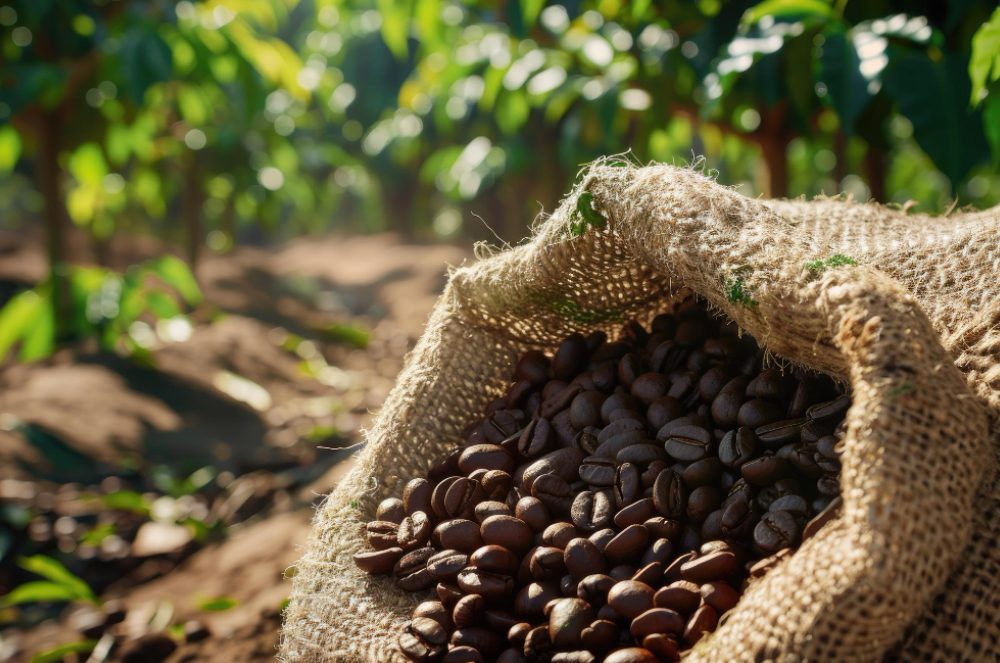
[
  {"left": 320, "top": 323, "right": 370, "bottom": 349},
  {"left": 569, "top": 192, "right": 607, "bottom": 237},
  {"left": 30, "top": 640, "right": 98, "bottom": 663},
  {"left": 805, "top": 254, "right": 858, "bottom": 272},
  {"left": 549, "top": 297, "right": 623, "bottom": 324},
  {"left": 970, "top": 7, "right": 1000, "bottom": 104},
  {"left": 724, "top": 277, "right": 758, "bottom": 310}
]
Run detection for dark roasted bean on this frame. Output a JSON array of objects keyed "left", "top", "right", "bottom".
[
  {"left": 630, "top": 607, "right": 685, "bottom": 638},
  {"left": 571, "top": 490, "right": 614, "bottom": 532},
  {"left": 607, "top": 580, "right": 655, "bottom": 619},
  {"left": 753, "top": 510, "right": 801, "bottom": 554},
  {"left": 548, "top": 598, "right": 594, "bottom": 648},
  {"left": 564, "top": 537, "right": 607, "bottom": 579}
]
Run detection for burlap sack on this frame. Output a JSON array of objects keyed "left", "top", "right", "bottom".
[{"left": 280, "top": 163, "right": 999, "bottom": 662}]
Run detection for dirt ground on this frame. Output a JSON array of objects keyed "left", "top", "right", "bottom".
[{"left": 0, "top": 232, "right": 470, "bottom": 662}]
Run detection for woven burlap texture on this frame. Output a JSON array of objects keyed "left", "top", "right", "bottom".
[{"left": 280, "top": 164, "right": 999, "bottom": 662}]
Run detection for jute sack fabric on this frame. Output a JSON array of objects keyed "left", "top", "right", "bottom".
[{"left": 280, "top": 163, "right": 999, "bottom": 662}]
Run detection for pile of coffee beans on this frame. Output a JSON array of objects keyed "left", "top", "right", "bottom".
[{"left": 354, "top": 298, "right": 848, "bottom": 662}]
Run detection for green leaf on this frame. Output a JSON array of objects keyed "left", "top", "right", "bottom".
[
  {"left": 120, "top": 27, "right": 174, "bottom": 102},
  {"left": 0, "top": 581, "right": 83, "bottom": 607},
  {"left": 378, "top": 0, "right": 412, "bottom": 60},
  {"left": 816, "top": 28, "right": 871, "bottom": 133},
  {"left": 0, "top": 289, "right": 46, "bottom": 360},
  {"left": 67, "top": 143, "right": 108, "bottom": 187},
  {"left": 521, "top": 0, "right": 545, "bottom": 29},
  {"left": 319, "top": 323, "right": 370, "bottom": 349},
  {"left": 984, "top": 95, "right": 1000, "bottom": 159},
  {"left": 18, "top": 555, "right": 96, "bottom": 603},
  {"left": 0, "top": 125, "right": 21, "bottom": 173},
  {"left": 18, "top": 299, "right": 55, "bottom": 361},
  {"left": 30, "top": 640, "right": 98, "bottom": 663},
  {"left": 145, "top": 256, "right": 202, "bottom": 305},
  {"left": 743, "top": 0, "right": 833, "bottom": 26},
  {"left": 970, "top": 7, "right": 1000, "bottom": 104},
  {"left": 884, "top": 50, "right": 990, "bottom": 185},
  {"left": 198, "top": 596, "right": 238, "bottom": 612},
  {"left": 101, "top": 490, "right": 152, "bottom": 516}
]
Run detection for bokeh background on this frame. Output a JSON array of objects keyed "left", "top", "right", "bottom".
[{"left": 1, "top": 1, "right": 998, "bottom": 661}]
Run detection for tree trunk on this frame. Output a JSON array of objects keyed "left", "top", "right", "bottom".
[
  {"left": 35, "top": 109, "right": 72, "bottom": 341},
  {"left": 182, "top": 151, "right": 203, "bottom": 272},
  {"left": 759, "top": 136, "right": 788, "bottom": 199},
  {"left": 222, "top": 193, "right": 237, "bottom": 249},
  {"left": 864, "top": 147, "right": 886, "bottom": 203},
  {"left": 832, "top": 130, "right": 847, "bottom": 194}
]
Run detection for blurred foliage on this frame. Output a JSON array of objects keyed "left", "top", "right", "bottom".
[
  {"left": 0, "top": 555, "right": 98, "bottom": 608},
  {"left": 0, "top": 0, "right": 998, "bottom": 356}
]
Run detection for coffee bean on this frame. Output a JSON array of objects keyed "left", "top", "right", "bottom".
[
  {"left": 579, "top": 456, "right": 616, "bottom": 487},
  {"left": 547, "top": 598, "right": 594, "bottom": 647},
  {"left": 519, "top": 448, "right": 585, "bottom": 491},
  {"left": 595, "top": 430, "right": 647, "bottom": 460},
  {"left": 604, "top": 525, "right": 650, "bottom": 565},
  {"left": 480, "top": 515, "right": 533, "bottom": 554},
  {"left": 353, "top": 547, "right": 403, "bottom": 575},
  {"left": 564, "top": 537, "right": 606, "bottom": 579},
  {"left": 575, "top": 573, "right": 615, "bottom": 604},
  {"left": 652, "top": 469, "right": 686, "bottom": 519},
  {"left": 457, "top": 568, "right": 514, "bottom": 600},
  {"left": 518, "top": 418, "right": 552, "bottom": 458},
  {"left": 452, "top": 594, "right": 486, "bottom": 628},
  {"left": 654, "top": 580, "right": 701, "bottom": 613},
  {"left": 803, "top": 495, "right": 841, "bottom": 540},
  {"left": 614, "top": 463, "right": 641, "bottom": 507},
  {"left": 604, "top": 648, "right": 658, "bottom": 663},
  {"left": 523, "top": 624, "right": 553, "bottom": 658},
  {"left": 630, "top": 607, "right": 685, "bottom": 638},
  {"left": 646, "top": 397, "right": 684, "bottom": 431},
  {"left": 616, "top": 443, "right": 667, "bottom": 465},
  {"left": 756, "top": 418, "right": 807, "bottom": 448},
  {"left": 514, "top": 496, "right": 550, "bottom": 532},
  {"left": 806, "top": 395, "right": 850, "bottom": 422},
  {"left": 685, "top": 486, "right": 721, "bottom": 523},
  {"left": 571, "top": 490, "right": 614, "bottom": 532},
  {"left": 569, "top": 391, "right": 606, "bottom": 430},
  {"left": 377, "top": 498, "right": 406, "bottom": 524},
  {"left": 396, "top": 547, "right": 436, "bottom": 591},
  {"left": 588, "top": 528, "right": 615, "bottom": 553},
  {"left": 711, "top": 376, "right": 748, "bottom": 428},
  {"left": 753, "top": 510, "right": 801, "bottom": 554},
  {"left": 474, "top": 500, "right": 511, "bottom": 523},
  {"left": 436, "top": 519, "right": 483, "bottom": 553},
  {"left": 427, "top": 549, "right": 469, "bottom": 581},
  {"left": 613, "top": 498, "right": 656, "bottom": 529},
  {"left": 683, "top": 604, "right": 718, "bottom": 645},
  {"left": 551, "top": 651, "right": 596, "bottom": 663},
  {"left": 541, "top": 383, "right": 584, "bottom": 420},
  {"left": 740, "top": 455, "right": 792, "bottom": 485},
  {"left": 553, "top": 334, "right": 589, "bottom": 380},
  {"left": 445, "top": 646, "right": 484, "bottom": 662},
  {"left": 681, "top": 457, "right": 723, "bottom": 488},
  {"left": 700, "top": 581, "right": 740, "bottom": 613},
  {"left": 663, "top": 550, "right": 696, "bottom": 581},
  {"left": 530, "top": 474, "right": 573, "bottom": 517},
  {"left": 679, "top": 549, "right": 738, "bottom": 583},
  {"left": 459, "top": 444, "right": 515, "bottom": 475},
  {"left": 514, "top": 581, "right": 561, "bottom": 620},
  {"left": 540, "top": 522, "right": 578, "bottom": 549},
  {"left": 718, "top": 427, "right": 756, "bottom": 469},
  {"left": 607, "top": 580, "right": 655, "bottom": 619},
  {"left": 516, "top": 351, "right": 550, "bottom": 385},
  {"left": 366, "top": 520, "right": 400, "bottom": 550},
  {"left": 601, "top": 393, "right": 642, "bottom": 424},
  {"left": 469, "top": 544, "right": 519, "bottom": 575},
  {"left": 529, "top": 546, "right": 566, "bottom": 580},
  {"left": 399, "top": 629, "right": 445, "bottom": 662},
  {"left": 769, "top": 494, "right": 809, "bottom": 519},
  {"left": 631, "top": 562, "right": 663, "bottom": 586},
  {"left": 664, "top": 425, "right": 713, "bottom": 462},
  {"left": 404, "top": 478, "right": 434, "bottom": 516}
]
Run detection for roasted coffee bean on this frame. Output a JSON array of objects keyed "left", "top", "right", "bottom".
[
  {"left": 431, "top": 477, "right": 461, "bottom": 519},
  {"left": 588, "top": 528, "right": 616, "bottom": 553},
  {"left": 519, "top": 448, "right": 585, "bottom": 491},
  {"left": 436, "top": 519, "right": 483, "bottom": 553},
  {"left": 756, "top": 418, "right": 807, "bottom": 448},
  {"left": 700, "top": 581, "right": 740, "bottom": 613},
  {"left": 607, "top": 580, "right": 655, "bottom": 619},
  {"left": 685, "top": 486, "right": 721, "bottom": 523},
  {"left": 571, "top": 490, "right": 614, "bottom": 532},
  {"left": 460, "top": 444, "right": 515, "bottom": 475},
  {"left": 737, "top": 398, "right": 782, "bottom": 429},
  {"left": 647, "top": 396, "right": 685, "bottom": 431},
  {"left": 596, "top": 430, "right": 647, "bottom": 460},
  {"left": 609, "top": 564, "right": 636, "bottom": 581},
  {"left": 617, "top": 443, "right": 667, "bottom": 465},
  {"left": 404, "top": 478, "right": 434, "bottom": 516},
  {"left": 353, "top": 547, "right": 403, "bottom": 575},
  {"left": 753, "top": 510, "right": 801, "bottom": 554},
  {"left": 803, "top": 495, "right": 842, "bottom": 540},
  {"left": 681, "top": 457, "right": 723, "bottom": 488},
  {"left": 720, "top": 498, "right": 756, "bottom": 538},
  {"left": 768, "top": 494, "right": 809, "bottom": 519},
  {"left": 718, "top": 428, "right": 756, "bottom": 469},
  {"left": 679, "top": 550, "right": 738, "bottom": 583},
  {"left": 547, "top": 598, "right": 594, "bottom": 648},
  {"left": 400, "top": 621, "right": 447, "bottom": 662},
  {"left": 700, "top": 510, "right": 725, "bottom": 541},
  {"left": 631, "top": 562, "right": 663, "bottom": 586},
  {"left": 576, "top": 573, "right": 616, "bottom": 604},
  {"left": 427, "top": 549, "right": 469, "bottom": 581},
  {"left": 564, "top": 537, "right": 606, "bottom": 579},
  {"left": 515, "top": 582, "right": 561, "bottom": 619},
  {"left": 514, "top": 497, "right": 550, "bottom": 532},
  {"left": 541, "top": 383, "right": 584, "bottom": 420},
  {"left": 579, "top": 456, "right": 616, "bottom": 487},
  {"left": 452, "top": 627, "right": 504, "bottom": 656},
  {"left": 614, "top": 463, "right": 641, "bottom": 507},
  {"left": 604, "top": 525, "right": 650, "bottom": 565},
  {"left": 518, "top": 418, "right": 552, "bottom": 458},
  {"left": 630, "top": 607, "right": 685, "bottom": 638},
  {"left": 480, "top": 516, "right": 533, "bottom": 555},
  {"left": 396, "top": 547, "right": 436, "bottom": 591},
  {"left": 436, "top": 582, "right": 463, "bottom": 608},
  {"left": 529, "top": 546, "right": 566, "bottom": 580},
  {"left": 453, "top": 594, "right": 486, "bottom": 628},
  {"left": 806, "top": 395, "right": 850, "bottom": 422},
  {"left": 601, "top": 393, "right": 642, "bottom": 424},
  {"left": 747, "top": 548, "right": 793, "bottom": 580},
  {"left": 445, "top": 646, "right": 483, "bottom": 662},
  {"left": 442, "top": 478, "right": 479, "bottom": 519},
  {"left": 741, "top": 455, "right": 792, "bottom": 485},
  {"left": 366, "top": 521, "right": 400, "bottom": 550},
  {"left": 639, "top": 538, "right": 673, "bottom": 567},
  {"left": 457, "top": 568, "right": 514, "bottom": 600},
  {"left": 428, "top": 447, "right": 463, "bottom": 483},
  {"left": 570, "top": 391, "right": 606, "bottom": 429},
  {"left": 474, "top": 500, "right": 511, "bottom": 523},
  {"left": 470, "top": 544, "right": 519, "bottom": 575},
  {"left": 377, "top": 498, "right": 406, "bottom": 524},
  {"left": 642, "top": 633, "right": 680, "bottom": 660},
  {"left": 631, "top": 373, "right": 670, "bottom": 404},
  {"left": 479, "top": 470, "right": 513, "bottom": 501},
  {"left": 516, "top": 351, "right": 550, "bottom": 386},
  {"left": 684, "top": 604, "right": 718, "bottom": 645},
  {"left": 581, "top": 619, "right": 618, "bottom": 652},
  {"left": 541, "top": 522, "right": 578, "bottom": 549},
  {"left": 604, "top": 647, "right": 658, "bottom": 663},
  {"left": 551, "top": 651, "right": 596, "bottom": 663},
  {"left": 597, "top": 418, "right": 644, "bottom": 444},
  {"left": 654, "top": 580, "right": 701, "bottom": 613},
  {"left": 560, "top": 573, "right": 579, "bottom": 597},
  {"left": 816, "top": 474, "right": 840, "bottom": 496},
  {"left": 553, "top": 334, "right": 589, "bottom": 380},
  {"left": 711, "top": 376, "right": 748, "bottom": 428},
  {"left": 574, "top": 428, "right": 601, "bottom": 455},
  {"left": 523, "top": 625, "right": 553, "bottom": 658},
  {"left": 531, "top": 474, "right": 573, "bottom": 517},
  {"left": 663, "top": 551, "right": 696, "bottom": 581},
  {"left": 652, "top": 469, "right": 686, "bottom": 519},
  {"left": 614, "top": 498, "right": 656, "bottom": 529},
  {"left": 664, "top": 425, "right": 713, "bottom": 462}
]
